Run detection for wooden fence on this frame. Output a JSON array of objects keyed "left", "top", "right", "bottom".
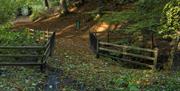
[
  {"left": 89, "top": 32, "right": 159, "bottom": 69},
  {"left": 0, "top": 32, "right": 56, "bottom": 71}
]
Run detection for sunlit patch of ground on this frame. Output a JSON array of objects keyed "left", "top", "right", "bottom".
[{"left": 90, "top": 22, "right": 110, "bottom": 33}]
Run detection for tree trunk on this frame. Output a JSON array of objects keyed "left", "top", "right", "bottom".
[
  {"left": 44, "top": 0, "right": 49, "bottom": 9},
  {"left": 98, "top": 0, "right": 105, "bottom": 16},
  {"left": 60, "top": 0, "right": 69, "bottom": 14},
  {"left": 80, "top": 0, "right": 85, "bottom": 4},
  {"left": 166, "top": 37, "right": 179, "bottom": 70}
]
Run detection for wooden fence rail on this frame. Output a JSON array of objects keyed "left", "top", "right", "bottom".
[
  {"left": 89, "top": 32, "right": 159, "bottom": 69},
  {"left": 0, "top": 32, "right": 56, "bottom": 72}
]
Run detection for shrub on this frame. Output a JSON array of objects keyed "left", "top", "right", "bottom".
[
  {"left": 0, "top": 0, "right": 19, "bottom": 24},
  {"left": 159, "top": 0, "right": 180, "bottom": 39}
]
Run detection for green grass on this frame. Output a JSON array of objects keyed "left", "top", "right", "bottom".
[{"left": 99, "top": 10, "right": 138, "bottom": 24}]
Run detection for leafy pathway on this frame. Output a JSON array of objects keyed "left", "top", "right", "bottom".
[{"left": 13, "top": 1, "right": 180, "bottom": 91}]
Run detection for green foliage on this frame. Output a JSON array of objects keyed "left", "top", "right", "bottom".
[
  {"left": 0, "top": 25, "right": 44, "bottom": 46},
  {"left": 136, "top": 0, "right": 170, "bottom": 13},
  {"left": 0, "top": 0, "right": 47, "bottom": 45},
  {"left": 129, "top": 0, "right": 170, "bottom": 32},
  {"left": 16, "top": 0, "right": 44, "bottom": 6},
  {"left": 100, "top": 0, "right": 173, "bottom": 35},
  {"left": 0, "top": 67, "right": 45, "bottom": 91},
  {"left": 112, "top": 0, "right": 138, "bottom": 4},
  {"left": 0, "top": 0, "right": 45, "bottom": 23},
  {"left": 99, "top": 10, "right": 138, "bottom": 24},
  {"left": 17, "top": 0, "right": 46, "bottom": 20},
  {"left": 109, "top": 71, "right": 180, "bottom": 91},
  {"left": 0, "top": 0, "right": 18, "bottom": 24},
  {"left": 30, "top": 5, "right": 47, "bottom": 21},
  {"left": 111, "top": 74, "right": 140, "bottom": 91},
  {"left": 126, "top": 16, "right": 160, "bottom": 32},
  {"left": 159, "top": 0, "right": 180, "bottom": 39},
  {"left": 50, "top": 0, "right": 60, "bottom": 6},
  {"left": 143, "top": 72, "right": 180, "bottom": 91}
]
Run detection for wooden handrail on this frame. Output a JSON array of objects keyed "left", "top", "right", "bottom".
[
  {"left": 99, "top": 47, "right": 155, "bottom": 60},
  {"left": 0, "top": 63, "right": 42, "bottom": 66},
  {"left": 0, "top": 54, "right": 43, "bottom": 57},
  {"left": 43, "top": 44, "right": 51, "bottom": 56},
  {"left": 98, "top": 53, "right": 154, "bottom": 68},
  {"left": 0, "top": 33, "right": 56, "bottom": 49},
  {"left": 99, "top": 41, "right": 156, "bottom": 53},
  {"left": 44, "top": 38, "right": 51, "bottom": 48},
  {"left": 0, "top": 46, "right": 45, "bottom": 49}
]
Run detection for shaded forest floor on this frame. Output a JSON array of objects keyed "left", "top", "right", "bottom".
[{"left": 12, "top": 0, "right": 180, "bottom": 91}]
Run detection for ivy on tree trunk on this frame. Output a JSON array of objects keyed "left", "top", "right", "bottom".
[{"left": 166, "top": 37, "right": 179, "bottom": 70}]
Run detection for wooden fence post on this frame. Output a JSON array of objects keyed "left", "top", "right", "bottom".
[
  {"left": 76, "top": 20, "right": 80, "bottom": 30},
  {"left": 153, "top": 48, "right": 159, "bottom": 70},
  {"left": 107, "top": 31, "right": 110, "bottom": 43},
  {"left": 40, "top": 56, "right": 45, "bottom": 72},
  {"left": 96, "top": 40, "right": 100, "bottom": 58},
  {"left": 44, "top": 0, "right": 49, "bottom": 9},
  {"left": 50, "top": 32, "right": 55, "bottom": 56}
]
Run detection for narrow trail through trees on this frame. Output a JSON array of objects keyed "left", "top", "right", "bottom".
[
  {"left": 12, "top": 0, "right": 180, "bottom": 90},
  {"left": 14, "top": 1, "right": 107, "bottom": 90}
]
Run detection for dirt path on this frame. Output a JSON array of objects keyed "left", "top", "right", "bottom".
[
  {"left": 13, "top": 1, "right": 153, "bottom": 90},
  {"left": 12, "top": 1, "right": 180, "bottom": 90},
  {"left": 14, "top": 1, "right": 110, "bottom": 90}
]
